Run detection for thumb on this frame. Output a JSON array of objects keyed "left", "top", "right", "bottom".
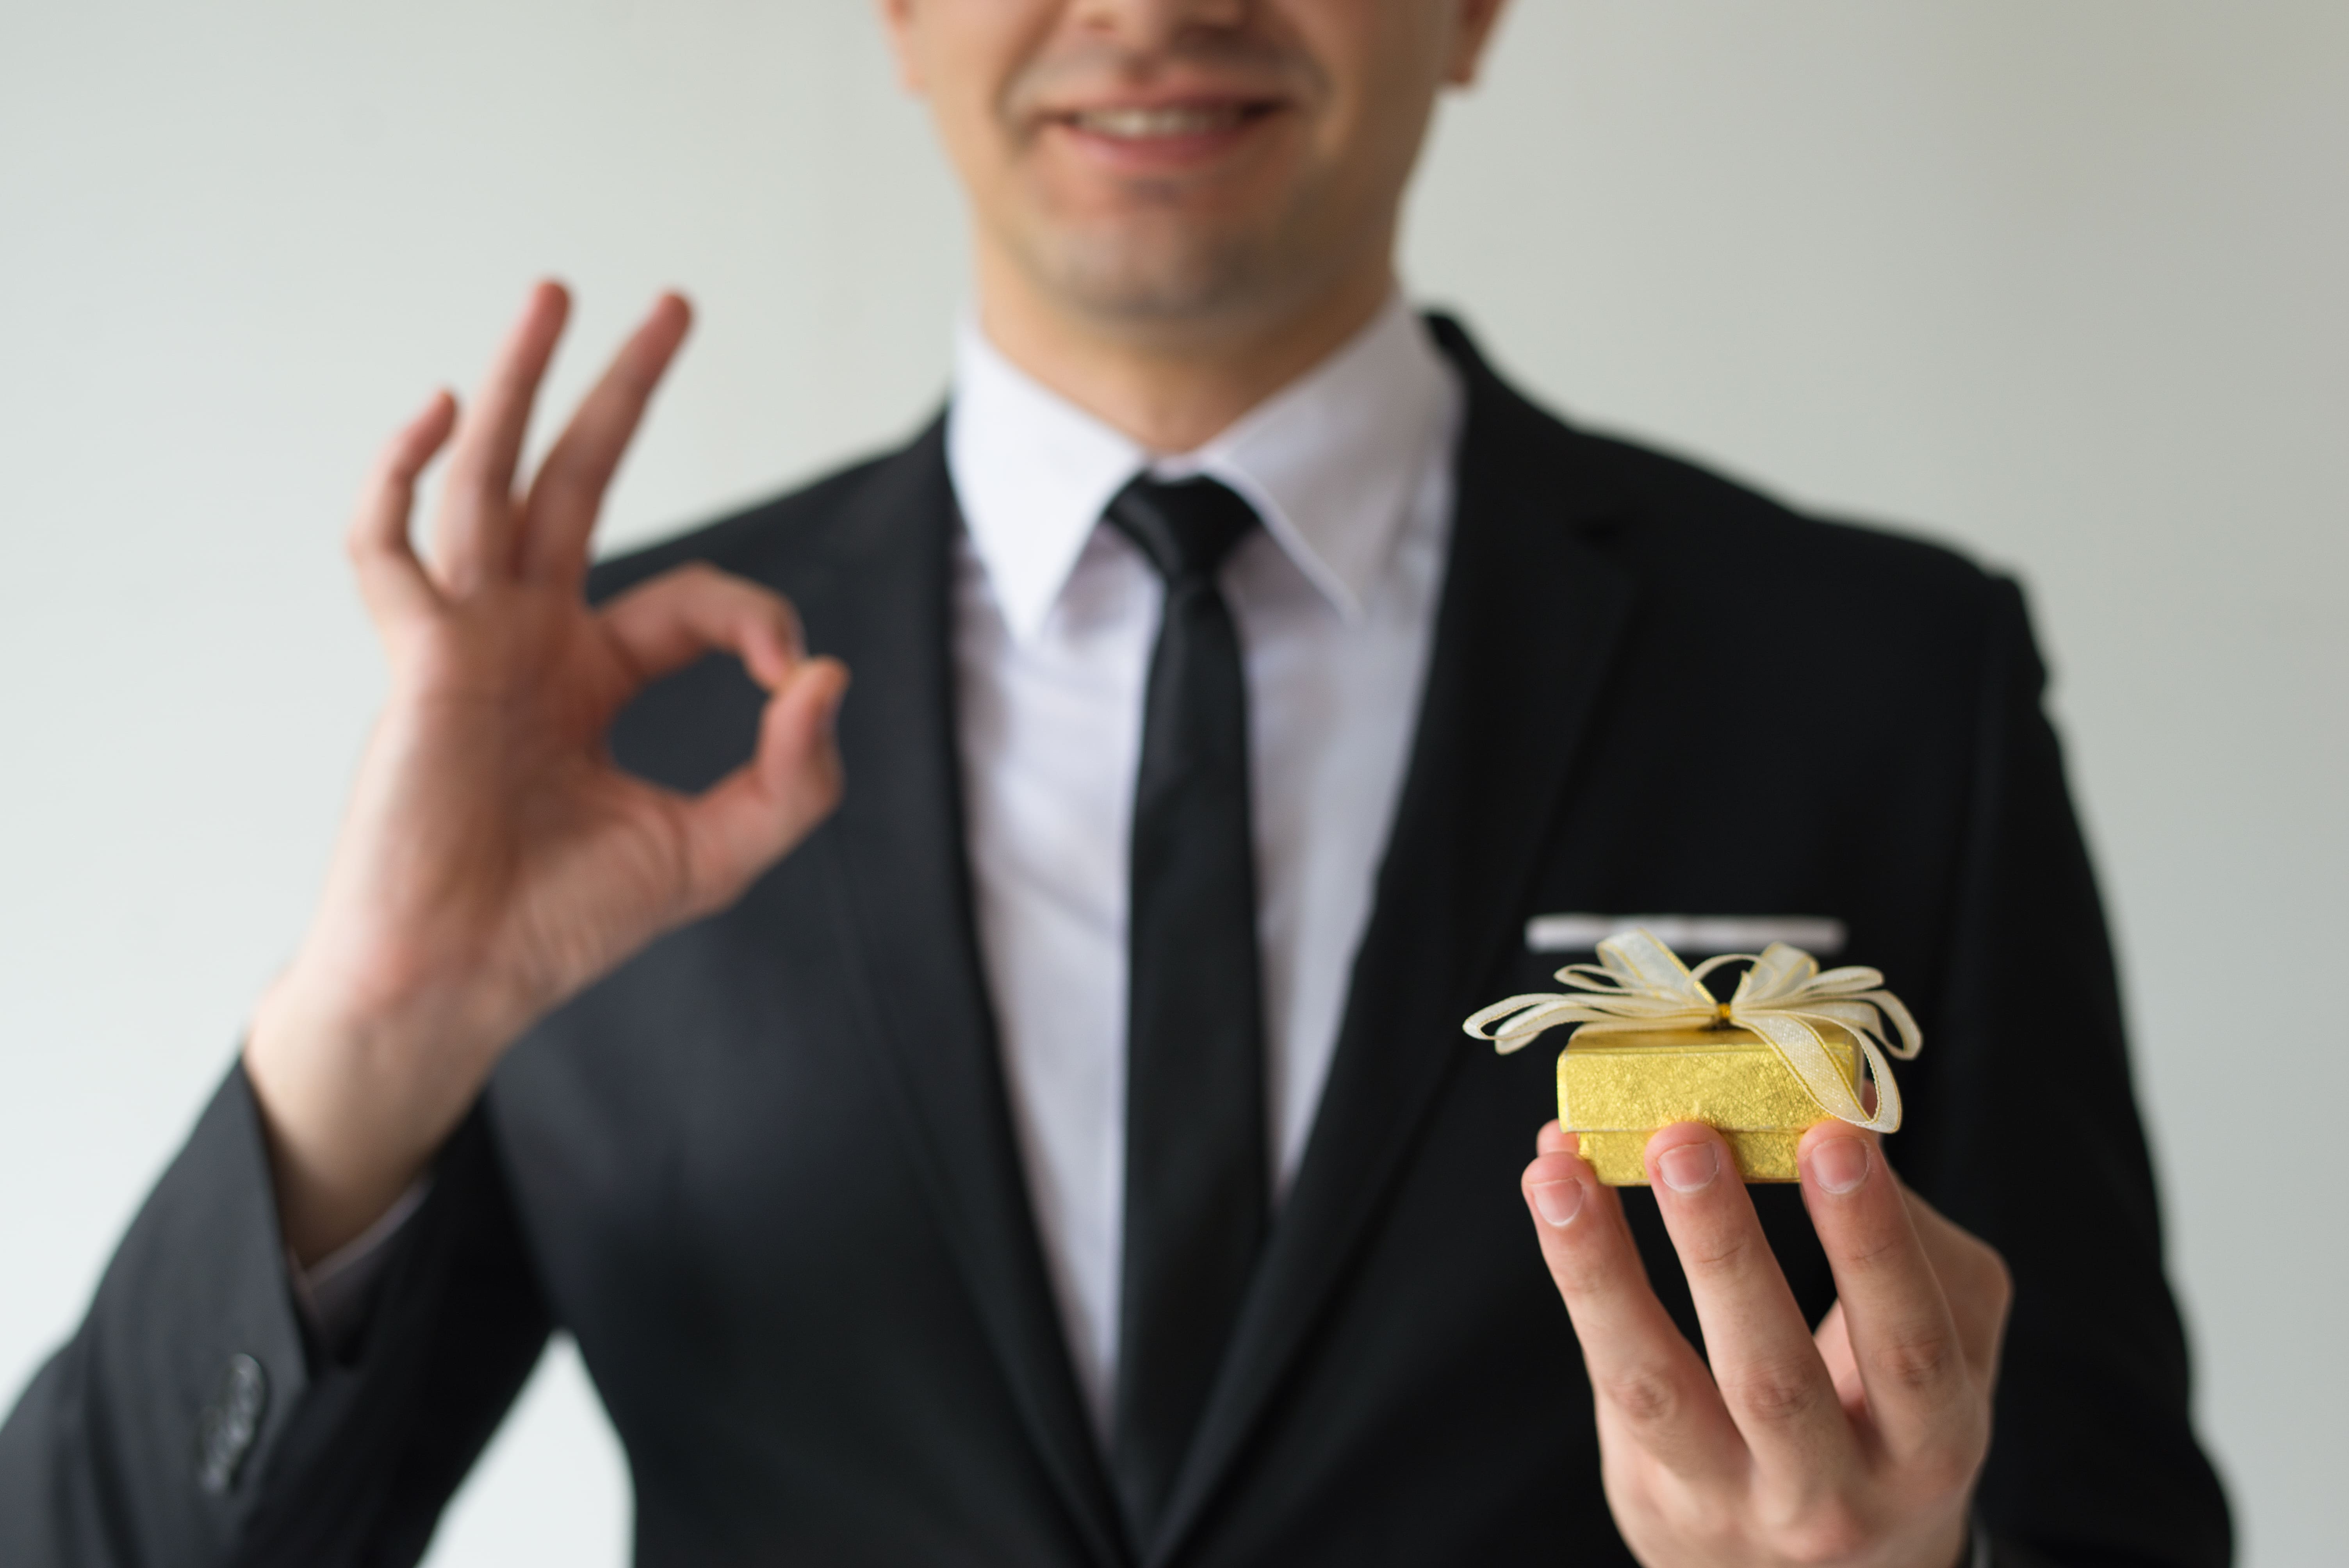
[{"left": 673, "top": 656, "right": 849, "bottom": 914}]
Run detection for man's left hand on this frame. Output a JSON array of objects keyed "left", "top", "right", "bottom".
[{"left": 1521, "top": 1119, "right": 2011, "bottom": 1568}]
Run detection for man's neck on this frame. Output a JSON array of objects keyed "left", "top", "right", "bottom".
[{"left": 972, "top": 246, "right": 1401, "bottom": 456}]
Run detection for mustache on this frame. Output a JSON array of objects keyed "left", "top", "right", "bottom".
[{"left": 1004, "top": 32, "right": 1322, "bottom": 119}]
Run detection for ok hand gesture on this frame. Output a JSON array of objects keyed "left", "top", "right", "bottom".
[
  {"left": 1523, "top": 1120, "right": 2011, "bottom": 1568},
  {"left": 247, "top": 284, "right": 849, "bottom": 1262}
]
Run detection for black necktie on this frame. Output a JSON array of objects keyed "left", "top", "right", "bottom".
[{"left": 1105, "top": 476, "right": 1269, "bottom": 1545}]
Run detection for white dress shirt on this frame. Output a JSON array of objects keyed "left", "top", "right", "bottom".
[{"left": 948, "top": 295, "right": 1461, "bottom": 1432}]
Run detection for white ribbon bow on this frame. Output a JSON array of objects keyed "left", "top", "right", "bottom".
[{"left": 1461, "top": 928, "right": 1922, "bottom": 1134}]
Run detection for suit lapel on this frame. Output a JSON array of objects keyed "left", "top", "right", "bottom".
[
  {"left": 799, "top": 422, "right": 1129, "bottom": 1568},
  {"left": 1148, "top": 325, "right": 1640, "bottom": 1564}
]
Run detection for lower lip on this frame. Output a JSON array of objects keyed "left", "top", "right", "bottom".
[{"left": 1048, "top": 109, "right": 1283, "bottom": 174}]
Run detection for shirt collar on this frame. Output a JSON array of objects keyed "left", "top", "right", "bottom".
[{"left": 947, "top": 294, "right": 1460, "bottom": 642}]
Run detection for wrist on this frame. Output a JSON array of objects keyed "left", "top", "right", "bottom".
[
  {"left": 1906, "top": 1508, "right": 1977, "bottom": 1568},
  {"left": 244, "top": 969, "right": 498, "bottom": 1262}
]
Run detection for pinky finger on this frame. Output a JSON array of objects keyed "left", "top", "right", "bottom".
[{"left": 347, "top": 389, "right": 456, "bottom": 627}]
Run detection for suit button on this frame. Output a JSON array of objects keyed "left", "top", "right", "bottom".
[{"left": 194, "top": 1354, "right": 269, "bottom": 1496}]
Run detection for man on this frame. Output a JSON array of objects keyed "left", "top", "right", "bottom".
[{"left": 0, "top": 2, "right": 2229, "bottom": 1564}]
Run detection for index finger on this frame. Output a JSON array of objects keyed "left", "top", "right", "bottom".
[
  {"left": 1796, "top": 1125, "right": 1982, "bottom": 1463},
  {"left": 598, "top": 560, "right": 806, "bottom": 693},
  {"left": 1520, "top": 1124, "right": 1748, "bottom": 1482}
]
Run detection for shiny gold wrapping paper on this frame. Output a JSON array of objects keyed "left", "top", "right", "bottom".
[{"left": 1559, "top": 1026, "right": 1862, "bottom": 1185}]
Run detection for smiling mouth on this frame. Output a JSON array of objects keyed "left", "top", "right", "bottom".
[{"left": 1057, "top": 101, "right": 1281, "bottom": 142}]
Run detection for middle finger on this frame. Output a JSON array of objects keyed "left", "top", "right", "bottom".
[
  {"left": 520, "top": 292, "right": 693, "bottom": 584},
  {"left": 1643, "top": 1122, "right": 1857, "bottom": 1479}
]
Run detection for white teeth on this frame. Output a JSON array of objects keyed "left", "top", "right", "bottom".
[{"left": 1069, "top": 105, "right": 1248, "bottom": 140}]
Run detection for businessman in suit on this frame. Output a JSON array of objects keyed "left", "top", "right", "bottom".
[{"left": 0, "top": 2, "right": 2230, "bottom": 1564}]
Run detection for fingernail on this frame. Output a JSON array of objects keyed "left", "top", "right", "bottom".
[
  {"left": 1656, "top": 1142, "right": 1720, "bottom": 1193},
  {"left": 1810, "top": 1137, "right": 1871, "bottom": 1195},
  {"left": 1530, "top": 1178, "right": 1586, "bottom": 1228}
]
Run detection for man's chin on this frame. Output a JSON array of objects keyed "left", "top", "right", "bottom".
[{"left": 1026, "top": 226, "right": 1287, "bottom": 331}]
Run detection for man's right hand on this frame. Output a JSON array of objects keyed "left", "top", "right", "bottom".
[{"left": 245, "top": 282, "right": 850, "bottom": 1265}]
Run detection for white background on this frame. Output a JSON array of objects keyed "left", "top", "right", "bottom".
[{"left": 3, "top": 4, "right": 2342, "bottom": 1562}]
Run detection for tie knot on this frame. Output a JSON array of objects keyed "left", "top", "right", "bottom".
[{"left": 1107, "top": 476, "right": 1260, "bottom": 587}]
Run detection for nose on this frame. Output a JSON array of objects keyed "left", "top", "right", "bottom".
[{"left": 1068, "top": 0, "right": 1251, "bottom": 52}]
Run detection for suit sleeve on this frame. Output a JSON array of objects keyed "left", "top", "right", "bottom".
[
  {"left": 0, "top": 1063, "right": 553, "bottom": 1566},
  {"left": 1907, "top": 579, "right": 2231, "bottom": 1567}
]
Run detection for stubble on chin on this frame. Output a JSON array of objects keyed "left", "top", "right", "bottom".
[{"left": 1028, "top": 201, "right": 1283, "bottom": 327}]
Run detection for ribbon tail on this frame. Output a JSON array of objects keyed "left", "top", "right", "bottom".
[
  {"left": 1852, "top": 1026, "right": 1905, "bottom": 1132},
  {"left": 1734, "top": 1011, "right": 1902, "bottom": 1134}
]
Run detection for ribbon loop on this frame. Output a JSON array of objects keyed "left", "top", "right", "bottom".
[{"left": 1461, "top": 928, "right": 1921, "bottom": 1135}]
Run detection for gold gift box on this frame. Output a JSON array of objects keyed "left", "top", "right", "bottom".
[{"left": 1560, "top": 1026, "right": 1861, "bottom": 1185}]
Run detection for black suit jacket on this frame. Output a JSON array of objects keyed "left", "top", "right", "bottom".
[{"left": 1, "top": 320, "right": 2230, "bottom": 1567}]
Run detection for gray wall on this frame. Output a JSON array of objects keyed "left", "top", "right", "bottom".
[{"left": 3, "top": 4, "right": 2340, "bottom": 1562}]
